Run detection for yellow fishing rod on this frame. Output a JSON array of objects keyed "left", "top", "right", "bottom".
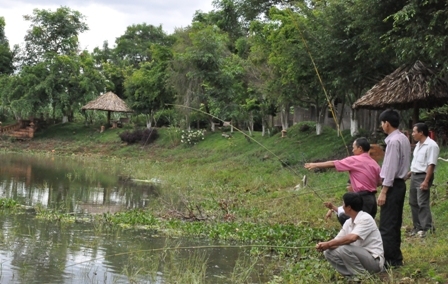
[
  {"left": 167, "top": 103, "right": 325, "bottom": 202},
  {"left": 283, "top": 3, "right": 350, "bottom": 156}
]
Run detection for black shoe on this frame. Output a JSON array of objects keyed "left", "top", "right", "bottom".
[{"left": 384, "top": 261, "right": 403, "bottom": 270}]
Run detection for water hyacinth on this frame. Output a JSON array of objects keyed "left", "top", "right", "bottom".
[{"left": 180, "top": 129, "right": 205, "bottom": 145}]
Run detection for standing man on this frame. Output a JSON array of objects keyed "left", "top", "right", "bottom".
[
  {"left": 305, "top": 137, "right": 381, "bottom": 222},
  {"left": 407, "top": 123, "right": 439, "bottom": 238},
  {"left": 377, "top": 109, "right": 411, "bottom": 268},
  {"left": 316, "top": 192, "right": 384, "bottom": 278}
]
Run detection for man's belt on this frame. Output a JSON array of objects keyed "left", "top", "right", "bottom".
[{"left": 357, "top": 191, "right": 377, "bottom": 196}]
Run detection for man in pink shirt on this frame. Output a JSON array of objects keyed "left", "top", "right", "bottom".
[{"left": 305, "top": 137, "right": 382, "bottom": 223}]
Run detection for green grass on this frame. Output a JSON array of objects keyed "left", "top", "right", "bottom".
[{"left": 2, "top": 121, "right": 448, "bottom": 283}]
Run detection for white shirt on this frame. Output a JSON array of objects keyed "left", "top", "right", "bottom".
[
  {"left": 335, "top": 211, "right": 384, "bottom": 269},
  {"left": 410, "top": 137, "right": 439, "bottom": 173},
  {"left": 336, "top": 206, "right": 345, "bottom": 216}
]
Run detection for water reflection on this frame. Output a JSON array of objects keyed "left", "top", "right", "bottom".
[
  {"left": 0, "top": 154, "right": 159, "bottom": 214},
  {"left": 0, "top": 154, "right": 271, "bottom": 283}
]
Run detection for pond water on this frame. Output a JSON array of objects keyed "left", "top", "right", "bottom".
[{"left": 0, "top": 154, "right": 270, "bottom": 283}]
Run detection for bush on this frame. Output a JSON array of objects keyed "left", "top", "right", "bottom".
[
  {"left": 119, "top": 128, "right": 159, "bottom": 145},
  {"left": 180, "top": 129, "right": 205, "bottom": 145}
]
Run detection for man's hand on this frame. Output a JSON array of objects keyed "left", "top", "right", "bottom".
[
  {"left": 404, "top": 171, "right": 411, "bottom": 181},
  {"left": 420, "top": 180, "right": 429, "bottom": 190},
  {"left": 377, "top": 191, "right": 387, "bottom": 206},
  {"left": 304, "top": 163, "right": 315, "bottom": 170},
  {"left": 316, "top": 242, "right": 328, "bottom": 252},
  {"left": 325, "top": 209, "right": 333, "bottom": 220},
  {"left": 323, "top": 202, "right": 335, "bottom": 210}
]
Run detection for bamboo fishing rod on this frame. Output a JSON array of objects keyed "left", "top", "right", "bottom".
[{"left": 167, "top": 103, "right": 325, "bottom": 202}]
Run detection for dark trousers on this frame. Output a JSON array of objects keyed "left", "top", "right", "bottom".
[
  {"left": 379, "top": 179, "right": 406, "bottom": 266},
  {"left": 337, "top": 192, "right": 377, "bottom": 225}
]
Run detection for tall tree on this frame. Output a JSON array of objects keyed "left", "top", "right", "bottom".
[
  {"left": 21, "top": 6, "right": 88, "bottom": 64},
  {"left": 170, "top": 23, "right": 234, "bottom": 131},
  {"left": 114, "top": 23, "right": 175, "bottom": 68},
  {"left": 125, "top": 45, "right": 175, "bottom": 128},
  {"left": 0, "top": 17, "right": 13, "bottom": 75}
]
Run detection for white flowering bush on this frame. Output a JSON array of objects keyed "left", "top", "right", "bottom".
[{"left": 180, "top": 129, "right": 205, "bottom": 145}]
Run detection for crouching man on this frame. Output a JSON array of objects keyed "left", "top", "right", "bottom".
[{"left": 316, "top": 192, "right": 384, "bottom": 277}]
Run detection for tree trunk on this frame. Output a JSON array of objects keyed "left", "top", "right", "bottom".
[
  {"left": 280, "top": 104, "right": 290, "bottom": 130},
  {"left": 210, "top": 117, "right": 216, "bottom": 132},
  {"left": 261, "top": 116, "right": 267, "bottom": 137},
  {"left": 146, "top": 114, "right": 152, "bottom": 129},
  {"left": 350, "top": 108, "right": 359, "bottom": 137},
  {"left": 316, "top": 104, "right": 327, "bottom": 135},
  {"left": 248, "top": 112, "right": 254, "bottom": 133}
]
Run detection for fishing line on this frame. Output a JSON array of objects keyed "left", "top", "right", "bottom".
[
  {"left": 167, "top": 103, "right": 325, "bottom": 202},
  {"left": 64, "top": 244, "right": 316, "bottom": 269},
  {"left": 251, "top": 183, "right": 349, "bottom": 206}
]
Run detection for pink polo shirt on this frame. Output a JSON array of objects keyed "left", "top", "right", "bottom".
[{"left": 334, "top": 153, "right": 381, "bottom": 192}]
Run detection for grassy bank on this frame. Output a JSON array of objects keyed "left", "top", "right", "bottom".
[{"left": 1, "top": 121, "right": 448, "bottom": 283}]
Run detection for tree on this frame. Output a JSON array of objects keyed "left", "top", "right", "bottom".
[
  {"left": 384, "top": 0, "right": 448, "bottom": 73},
  {"left": 21, "top": 6, "right": 88, "bottom": 64},
  {"left": 169, "top": 23, "right": 235, "bottom": 131},
  {"left": 124, "top": 45, "right": 175, "bottom": 128},
  {"left": 114, "top": 23, "right": 175, "bottom": 68},
  {"left": 0, "top": 17, "right": 13, "bottom": 75}
]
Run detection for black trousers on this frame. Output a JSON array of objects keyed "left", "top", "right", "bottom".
[
  {"left": 379, "top": 179, "right": 406, "bottom": 266},
  {"left": 337, "top": 192, "right": 377, "bottom": 225}
]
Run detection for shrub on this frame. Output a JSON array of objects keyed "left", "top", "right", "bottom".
[
  {"left": 180, "top": 129, "right": 205, "bottom": 145},
  {"left": 119, "top": 128, "right": 159, "bottom": 145}
]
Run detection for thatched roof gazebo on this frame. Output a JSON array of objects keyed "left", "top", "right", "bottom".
[
  {"left": 81, "top": 91, "right": 133, "bottom": 125},
  {"left": 352, "top": 61, "right": 448, "bottom": 124}
]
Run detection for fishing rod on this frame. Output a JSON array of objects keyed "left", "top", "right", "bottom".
[
  {"left": 283, "top": 3, "right": 350, "bottom": 157},
  {"left": 167, "top": 103, "right": 325, "bottom": 202},
  {"left": 64, "top": 244, "right": 316, "bottom": 269}
]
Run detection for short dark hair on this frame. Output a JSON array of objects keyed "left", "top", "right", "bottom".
[
  {"left": 355, "top": 137, "right": 370, "bottom": 152},
  {"left": 343, "top": 192, "right": 363, "bottom": 212},
  {"left": 414, "top": 122, "right": 429, "bottom": 137},
  {"left": 379, "top": 109, "right": 400, "bottom": 128}
]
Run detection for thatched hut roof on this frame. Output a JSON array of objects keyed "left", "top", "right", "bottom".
[
  {"left": 352, "top": 61, "right": 448, "bottom": 110},
  {"left": 82, "top": 91, "right": 133, "bottom": 125},
  {"left": 81, "top": 91, "right": 133, "bottom": 113}
]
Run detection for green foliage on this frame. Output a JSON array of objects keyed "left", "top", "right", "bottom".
[
  {"left": 180, "top": 129, "right": 205, "bottom": 145},
  {"left": 0, "top": 17, "right": 13, "bottom": 75},
  {"left": 384, "top": 0, "right": 448, "bottom": 71},
  {"left": 0, "top": 198, "right": 18, "bottom": 209},
  {"left": 154, "top": 108, "right": 181, "bottom": 127},
  {"left": 22, "top": 6, "right": 88, "bottom": 63}
]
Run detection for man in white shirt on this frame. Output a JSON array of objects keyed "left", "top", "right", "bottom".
[
  {"left": 316, "top": 192, "right": 384, "bottom": 277},
  {"left": 406, "top": 123, "right": 439, "bottom": 238}
]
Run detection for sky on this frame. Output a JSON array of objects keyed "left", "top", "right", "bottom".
[{"left": 1, "top": 0, "right": 214, "bottom": 51}]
